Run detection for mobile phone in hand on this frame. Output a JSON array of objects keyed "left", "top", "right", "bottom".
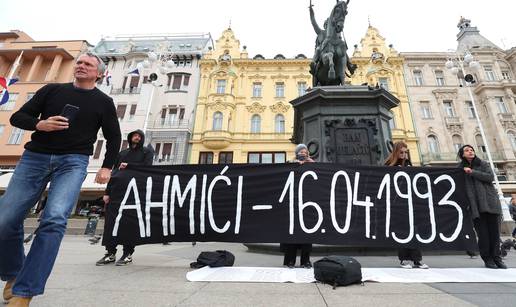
[{"left": 60, "top": 104, "right": 80, "bottom": 122}]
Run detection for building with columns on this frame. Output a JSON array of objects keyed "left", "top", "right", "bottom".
[
  {"left": 402, "top": 18, "right": 516, "bottom": 181},
  {"left": 91, "top": 33, "right": 213, "bottom": 168},
  {"left": 350, "top": 25, "right": 420, "bottom": 165},
  {"left": 189, "top": 28, "right": 311, "bottom": 164},
  {"left": 0, "top": 30, "right": 90, "bottom": 169}
]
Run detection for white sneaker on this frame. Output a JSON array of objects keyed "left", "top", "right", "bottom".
[
  {"left": 413, "top": 262, "right": 429, "bottom": 269},
  {"left": 400, "top": 261, "right": 412, "bottom": 269}
]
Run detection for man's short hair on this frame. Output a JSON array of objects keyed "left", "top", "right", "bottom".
[{"left": 78, "top": 52, "right": 106, "bottom": 76}]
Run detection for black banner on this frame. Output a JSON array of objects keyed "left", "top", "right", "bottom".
[{"left": 102, "top": 163, "right": 478, "bottom": 251}]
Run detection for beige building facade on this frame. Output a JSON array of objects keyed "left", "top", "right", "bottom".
[
  {"left": 402, "top": 18, "right": 516, "bottom": 181},
  {"left": 0, "top": 30, "right": 90, "bottom": 169}
]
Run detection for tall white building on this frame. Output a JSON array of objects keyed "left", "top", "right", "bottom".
[
  {"left": 90, "top": 33, "right": 213, "bottom": 168},
  {"left": 402, "top": 18, "right": 516, "bottom": 182}
]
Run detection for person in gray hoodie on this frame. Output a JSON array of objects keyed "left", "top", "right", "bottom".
[{"left": 457, "top": 145, "right": 506, "bottom": 269}]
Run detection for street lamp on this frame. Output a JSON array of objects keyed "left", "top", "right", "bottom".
[
  {"left": 141, "top": 52, "right": 165, "bottom": 135},
  {"left": 445, "top": 51, "right": 512, "bottom": 220}
]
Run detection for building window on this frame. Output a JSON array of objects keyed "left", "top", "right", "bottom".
[
  {"left": 420, "top": 101, "right": 432, "bottom": 119},
  {"left": 378, "top": 77, "right": 389, "bottom": 90},
  {"left": 413, "top": 70, "right": 424, "bottom": 86},
  {"left": 465, "top": 101, "right": 476, "bottom": 119},
  {"left": 452, "top": 135, "right": 463, "bottom": 152},
  {"left": 216, "top": 80, "right": 226, "bottom": 94},
  {"left": 484, "top": 65, "right": 496, "bottom": 81},
  {"left": 427, "top": 135, "right": 440, "bottom": 154},
  {"left": 161, "top": 143, "right": 174, "bottom": 162},
  {"left": 443, "top": 100, "right": 456, "bottom": 117},
  {"left": 475, "top": 134, "right": 486, "bottom": 153},
  {"left": 219, "top": 152, "right": 233, "bottom": 164},
  {"left": 248, "top": 152, "right": 286, "bottom": 164},
  {"left": 172, "top": 74, "right": 182, "bottom": 90},
  {"left": 501, "top": 71, "right": 511, "bottom": 80},
  {"left": 213, "top": 112, "right": 223, "bottom": 130},
  {"left": 0, "top": 125, "right": 5, "bottom": 138},
  {"left": 7, "top": 127, "right": 24, "bottom": 145},
  {"left": 183, "top": 75, "right": 190, "bottom": 86},
  {"left": 129, "top": 76, "right": 139, "bottom": 93},
  {"left": 199, "top": 152, "right": 214, "bottom": 164},
  {"left": 93, "top": 140, "right": 104, "bottom": 159},
  {"left": 435, "top": 70, "right": 445, "bottom": 86},
  {"left": 129, "top": 104, "right": 137, "bottom": 120},
  {"left": 508, "top": 131, "right": 516, "bottom": 151},
  {"left": 275, "top": 82, "right": 285, "bottom": 97},
  {"left": 116, "top": 104, "right": 127, "bottom": 120},
  {"left": 297, "top": 82, "right": 307, "bottom": 96},
  {"left": 252, "top": 82, "right": 262, "bottom": 97},
  {"left": 0, "top": 93, "right": 18, "bottom": 111},
  {"left": 275, "top": 114, "right": 285, "bottom": 133},
  {"left": 495, "top": 96, "right": 509, "bottom": 114},
  {"left": 250, "top": 114, "right": 261, "bottom": 133},
  {"left": 161, "top": 106, "right": 185, "bottom": 126}
]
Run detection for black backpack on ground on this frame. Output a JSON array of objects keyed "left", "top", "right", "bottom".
[
  {"left": 314, "top": 256, "right": 362, "bottom": 288},
  {"left": 190, "top": 250, "right": 235, "bottom": 269}
]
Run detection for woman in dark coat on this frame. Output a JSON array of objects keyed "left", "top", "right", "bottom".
[
  {"left": 385, "top": 141, "right": 429, "bottom": 269},
  {"left": 281, "top": 144, "right": 314, "bottom": 268},
  {"left": 457, "top": 145, "right": 506, "bottom": 269}
]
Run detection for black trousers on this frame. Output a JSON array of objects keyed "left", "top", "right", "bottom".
[
  {"left": 473, "top": 212, "right": 501, "bottom": 262},
  {"left": 106, "top": 244, "right": 135, "bottom": 255},
  {"left": 398, "top": 248, "right": 422, "bottom": 262},
  {"left": 283, "top": 244, "right": 312, "bottom": 265}
]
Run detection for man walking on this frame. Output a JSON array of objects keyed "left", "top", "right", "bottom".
[
  {"left": 0, "top": 52, "right": 121, "bottom": 306},
  {"left": 96, "top": 129, "right": 153, "bottom": 266}
]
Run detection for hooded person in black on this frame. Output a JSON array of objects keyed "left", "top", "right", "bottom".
[{"left": 96, "top": 129, "right": 154, "bottom": 266}]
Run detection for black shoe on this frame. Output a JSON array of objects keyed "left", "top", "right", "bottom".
[
  {"left": 494, "top": 259, "right": 507, "bottom": 269},
  {"left": 96, "top": 253, "right": 116, "bottom": 266},
  {"left": 302, "top": 262, "right": 312, "bottom": 269},
  {"left": 286, "top": 262, "right": 295, "bottom": 269},
  {"left": 116, "top": 254, "right": 133, "bottom": 266},
  {"left": 484, "top": 259, "right": 498, "bottom": 269}
]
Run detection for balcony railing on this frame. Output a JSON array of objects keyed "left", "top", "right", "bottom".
[
  {"left": 110, "top": 87, "right": 141, "bottom": 95},
  {"left": 422, "top": 151, "right": 506, "bottom": 163},
  {"left": 151, "top": 119, "right": 190, "bottom": 129}
]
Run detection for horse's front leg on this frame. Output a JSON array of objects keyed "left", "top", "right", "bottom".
[
  {"left": 327, "top": 53, "right": 335, "bottom": 80},
  {"left": 336, "top": 56, "right": 346, "bottom": 85}
]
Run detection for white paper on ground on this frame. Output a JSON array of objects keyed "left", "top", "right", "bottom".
[{"left": 187, "top": 267, "right": 516, "bottom": 283}]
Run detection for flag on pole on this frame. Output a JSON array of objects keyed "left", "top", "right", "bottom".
[
  {"left": 128, "top": 68, "right": 139, "bottom": 75},
  {"left": 0, "top": 77, "right": 19, "bottom": 105}
]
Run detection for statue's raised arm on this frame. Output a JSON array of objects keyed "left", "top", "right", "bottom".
[{"left": 309, "top": 0, "right": 322, "bottom": 34}]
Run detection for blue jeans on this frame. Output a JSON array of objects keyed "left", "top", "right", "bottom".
[{"left": 0, "top": 150, "right": 88, "bottom": 297}]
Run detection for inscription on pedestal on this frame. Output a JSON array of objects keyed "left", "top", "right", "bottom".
[{"left": 335, "top": 128, "right": 371, "bottom": 165}]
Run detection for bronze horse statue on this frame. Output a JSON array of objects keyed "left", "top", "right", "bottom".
[{"left": 310, "top": 0, "right": 356, "bottom": 86}]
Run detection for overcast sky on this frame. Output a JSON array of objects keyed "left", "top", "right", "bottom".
[{"left": 1, "top": 0, "right": 514, "bottom": 57}]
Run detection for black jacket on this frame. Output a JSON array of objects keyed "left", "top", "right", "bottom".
[{"left": 105, "top": 130, "right": 153, "bottom": 195}]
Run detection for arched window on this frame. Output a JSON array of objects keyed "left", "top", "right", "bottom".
[
  {"left": 452, "top": 135, "right": 463, "bottom": 152},
  {"left": 213, "top": 112, "right": 223, "bottom": 130},
  {"left": 251, "top": 114, "right": 261, "bottom": 133},
  {"left": 475, "top": 134, "right": 486, "bottom": 153},
  {"left": 508, "top": 131, "right": 516, "bottom": 151},
  {"left": 427, "top": 135, "right": 440, "bottom": 154},
  {"left": 275, "top": 114, "right": 285, "bottom": 133}
]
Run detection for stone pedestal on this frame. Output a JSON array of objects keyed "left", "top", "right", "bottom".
[{"left": 290, "top": 85, "right": 399, "bottom": 165}]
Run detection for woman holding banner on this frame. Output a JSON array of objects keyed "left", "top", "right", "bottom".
[
  {"left": 457, "top": 145, "right": 507, "bottom": 269},
  {"left": 282, "top": 144, "right": 314, "bottom": 268},
  {"left": 385, "top": 141, "right": 429, "bottom": 269}
]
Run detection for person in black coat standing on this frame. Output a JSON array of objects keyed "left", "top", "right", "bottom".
[
  {"left": 282, "top": 144, "right": 315, "bottom": 269},
  {"left": 385, "top": 141, "right": 429, "bottom": 269},
  {"left": 458, "top": 145, "right": 506, "bottom": 269},
  {"left": 96, "top": 129, "right": 153, "bottom": 266}
]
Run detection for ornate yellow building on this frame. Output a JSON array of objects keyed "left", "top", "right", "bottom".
[
  {"left": 350, "top": 26, "right": 421, "bottom": 165},
  {"left": 190, "top": 28, "right": 311, "bottom": 164}
]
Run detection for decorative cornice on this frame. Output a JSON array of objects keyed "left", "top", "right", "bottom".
[
  {"left": 246, "top": 102, "right": 266, "bottom": 113},
  {"left": 432, "top": 89, "right": 458, "bottom": 100},
  {"left": 247, "top": 74, "right": 267, "bottom": 79},
  {"left": 270, "top": 74, "right": 290, "bottom": 80},
  {"left": 270, "top": 101, "right": 290, "bottom": 113}
]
